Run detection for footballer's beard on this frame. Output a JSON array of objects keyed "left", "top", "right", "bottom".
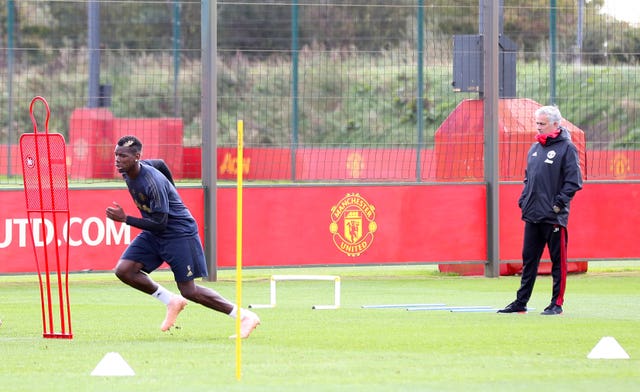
[
  {"left": 116, "top": 161, "right": 139, "bottom": 174},
  {"left": 115, "top": 162, "right": 128, "bottom": 174}
]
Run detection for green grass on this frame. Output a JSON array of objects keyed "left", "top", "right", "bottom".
[{"left": 1, "top": 264, "right": 639, "bottom": 391}]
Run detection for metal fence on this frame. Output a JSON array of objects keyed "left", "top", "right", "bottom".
[{"left": 2, "top": 0, "right": 640, "bottom": 185}]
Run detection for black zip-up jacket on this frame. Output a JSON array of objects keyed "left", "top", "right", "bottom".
[{"left": 518, "top": 127, "right": 583, "bottom": 227}]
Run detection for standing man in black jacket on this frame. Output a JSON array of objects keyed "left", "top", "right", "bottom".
[{"left": 498, "top": 106, "right": 583, "bottom": 315}]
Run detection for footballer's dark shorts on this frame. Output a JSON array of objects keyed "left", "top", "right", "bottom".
[{"left": 120, "top": 231, "right": 208, "bottom": 282}]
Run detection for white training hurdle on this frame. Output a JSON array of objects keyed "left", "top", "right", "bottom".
[{"left": 249, "top": 275, "right": 341, "bottom": 310}]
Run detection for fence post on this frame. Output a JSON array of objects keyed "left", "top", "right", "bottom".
[
  {"left": 6, "top": 0, "right": 15, "bottom": 177},
  {"left": 483, "top": 0, "right": 500, "bottom": 277},
  {"left": 202, "top": 0, "right": 218, "bottom": 281},
  {"left": 416, "top": 0, "right": 424, "bottom": 182},
  {"left": 549, "top": 0, "right": 557, "bottom": 104},
  {"left": 88, "top": 1, "right": 100, "bottom": 108},
  {"left": 290, "top": 0, "right": 299, "bottom": 181}
]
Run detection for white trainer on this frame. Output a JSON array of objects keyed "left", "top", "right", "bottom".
[
  {"left": 229, "top": 310, "right": 261, "bottom": 339},
  {"left": 161, "top": 296, "right": 188, "bottom": 331}
]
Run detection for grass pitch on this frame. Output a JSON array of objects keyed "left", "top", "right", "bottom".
[{"left": 1, "top": 264, "right": 639, "bottom": 391}]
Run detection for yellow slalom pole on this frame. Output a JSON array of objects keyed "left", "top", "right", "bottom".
[{"left": 235, "top": 120, "right": 244, "bottom": 380}]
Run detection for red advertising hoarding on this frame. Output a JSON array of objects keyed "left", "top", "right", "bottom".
[
  {"left": 2, "top": 182, "right": 640, "bottom": 274},
  {"left": 0, "top": 188, "right": 202, "bottom": 273}
]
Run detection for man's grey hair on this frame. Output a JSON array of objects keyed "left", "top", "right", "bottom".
[{"left": 535, "top": 105, "right": 562, "bottom": 125}]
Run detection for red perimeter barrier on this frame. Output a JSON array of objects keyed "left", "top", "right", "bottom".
[
  {"left": 68, "top": 108, "right": 114, "bottom": 179},
  {"left": 176, "top": 146, "right": 640, "bottom": 182},
  {"left": 435, "top": 98, "right": 587, "bottom": 181},
  {"left": 2, "top": 182, "right": 640, "bottom": 274},
  {"left": 68, "top": 109, "right": 182, "bottom": 179},
  {"left": 215, "top": 147, "right": 437, "bottom": 181},
  {"left": 113, "top": 118, "right": 183, "bottom": 179}
]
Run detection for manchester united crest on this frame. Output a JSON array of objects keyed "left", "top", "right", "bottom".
[
  {"left": 25, "top": 155, "right": 35, "bottom": 169},
  {"left": 329, "top": 193, "right": 377, "bottom": 257}
]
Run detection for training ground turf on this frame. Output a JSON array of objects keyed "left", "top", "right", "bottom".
[{"left": 1, "top": 263, "right": 639, "bottom": 391}]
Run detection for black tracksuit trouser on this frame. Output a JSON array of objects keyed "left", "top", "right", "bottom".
[{"left": 515, "top": 221, "right": 568, "bottom": 307}]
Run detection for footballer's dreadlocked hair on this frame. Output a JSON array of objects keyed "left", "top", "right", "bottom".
[{"left": 117, "top": 135, "right": 143, "bottom": 153}]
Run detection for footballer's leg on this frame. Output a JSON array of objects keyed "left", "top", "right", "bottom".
[
  {"left": 114, "top": 258, "right": 186, "bottom": 331},
  {"left": 170, "top": 235, "right": 260, "bottom": 338},
  {"left": 176, "top": 279, "right": 260, "bottom": 338}
]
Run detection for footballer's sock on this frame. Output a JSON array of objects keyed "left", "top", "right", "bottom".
[
  {"left": 228, "top": 306, "right": 258, "bottom": 321},
  {"left": 151, "top": 285, "right": 174, "bottom": 305}
]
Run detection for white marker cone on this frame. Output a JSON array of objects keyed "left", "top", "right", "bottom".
[
  {"left": 587, "top": 336, "right": 630, "bottom": 359},
  {"left": 91, "top": 352, "right": 136, "bottom": 376}
]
